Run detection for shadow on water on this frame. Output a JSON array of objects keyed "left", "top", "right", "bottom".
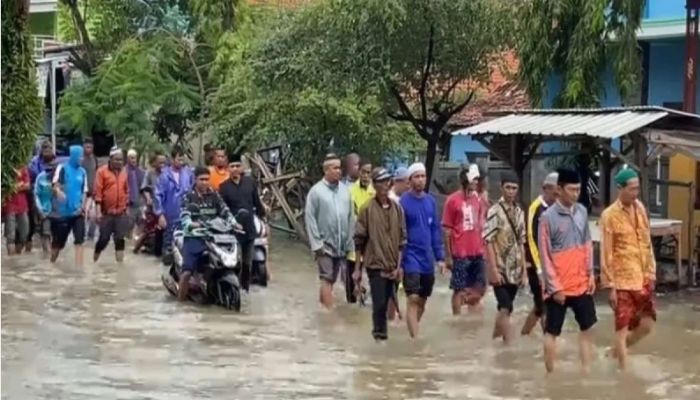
[{"left": 2, "top": 236, "right": 700, "bottom": 399}]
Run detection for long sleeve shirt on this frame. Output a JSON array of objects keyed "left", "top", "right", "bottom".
[
  {"left": 539, "top": 201, "right": 593, "bottom": 296},
  {"left": 525, "top": 196, "right": 549, "bottom": 270},
  {"left": 400, "top": 192, "right": 443, "bottom": 274},
  {"left": 354, "top": 197, "right": 406, "bottom": 272},
  {"left": 154, "top": 166, "right": 194, "bottom": 221},
  {"left": 181, "top": 188, "right": 237, "bottom": 238},
  {"left": 304, "top": 179, "right": 355, "bottom": 258},
  {"left": 599, "top": 199, "right": 656, "bottom": 291}
]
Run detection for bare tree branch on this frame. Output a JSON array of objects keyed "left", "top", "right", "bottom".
[
  {"left": 389, "top": 85, "right": 432, "bottom": 142},
  {"left": 419, "top": 25, "right": 435, "bottom": 122}
]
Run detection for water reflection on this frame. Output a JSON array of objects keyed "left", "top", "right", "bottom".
[{"left": 2, "top": 237, "right": 700, "bottom": 399}]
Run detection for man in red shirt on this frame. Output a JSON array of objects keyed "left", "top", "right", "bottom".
[
  {"left": 3, "top": 167, "right": 31, "bottom": 255},
  {"left": 442, "top": 164, "right": 487, "bottom": 315}
]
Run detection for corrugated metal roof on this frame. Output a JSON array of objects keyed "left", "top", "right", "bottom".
[{"left": 452, "top": 110, "right": 669, "bottom": 139}]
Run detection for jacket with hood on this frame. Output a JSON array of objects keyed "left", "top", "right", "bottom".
[
  {"left": 52, "top": 146, "right": 88, "bottom": 218},
  {"left": 304, "top": 179, "right": 355, "bottom": 258},
  {"left": 154, "top": 165, "right": 194, "bottom": 221}
]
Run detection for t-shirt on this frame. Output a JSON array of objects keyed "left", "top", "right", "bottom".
[
  {"left": 209, "top": 166, "right": 230, "bottom": 191},
  {"left": 4, "top": 168, "right": 30, "bottom": 214},
  {"left": 442, "top": 190, "right": 485, "bottom": 258},
  {"left": 400, "top": 192, "right": 444, "bottom": 274}
]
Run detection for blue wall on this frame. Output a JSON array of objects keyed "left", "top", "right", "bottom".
[
  {"left": 450, "top": 135, "right": 487, "bottom": 163},
  {"left": 647, "top": 0, "right": 685, "bottom": 20},
  {"left": 647, "top": 39, "right": 698, "bottom": 107}
]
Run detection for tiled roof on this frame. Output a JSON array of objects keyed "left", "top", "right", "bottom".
[{"left": 449, "top": 52, "right": 531, "bottom": 129}]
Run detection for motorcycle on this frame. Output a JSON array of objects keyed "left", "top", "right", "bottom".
[
  {"left": 251, "top": 215, "right": 269, "bottom": 287},
  {"left": 161, "top": 217, "right": 243, "bottom": 311}
]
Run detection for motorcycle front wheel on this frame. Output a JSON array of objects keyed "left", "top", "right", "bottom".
[
  {"left": 217, "top": 279, "right": 241, "bottom": 312},
  {"left": 251, "top": 261, "right": 268, "bottom": 287}
]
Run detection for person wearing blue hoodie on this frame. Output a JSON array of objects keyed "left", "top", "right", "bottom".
[
  {"left": 400, "top": 162, "right": 445, "bottom": 339},
  {"left": 34, "top": 160, "right": 56, "bottom": 259},
  {"left": 154, "top": 146, "right": 194, "bottom": 261},
  {"left": 51, "top": 145, "right": 89, "bottom": 266}
]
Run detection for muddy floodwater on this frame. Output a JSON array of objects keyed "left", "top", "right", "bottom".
[{"left": 2, "top": 236, "right": 700, "bottom": 399}]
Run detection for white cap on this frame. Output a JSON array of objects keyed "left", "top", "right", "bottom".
[
  {"left": 127, "top": 149, "right": 137, "bottom": 157},
  {"left": 466, "top": 164, "right": 480, "bottom": 182},
  {"left": 544, "top": 172, "right": 558, "bottom": 186},
  {"left": 407, "top": 162, "right": 426, "bottom": 179}
]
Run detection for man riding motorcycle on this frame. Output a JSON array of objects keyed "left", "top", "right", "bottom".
[{"left": 179, "top": 166, "right": 239, "bottom": 301}]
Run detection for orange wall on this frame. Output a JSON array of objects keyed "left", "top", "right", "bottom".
[{"left": 668, "top": 154, "right": 699, "bottom": 260}]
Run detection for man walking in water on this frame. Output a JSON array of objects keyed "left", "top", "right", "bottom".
[
  {"left": 93, "top": 148, "right": 130, "bottom": 263},
  {"left": 155, "top": 146, "right": 194, "bottom": 261},
  {"left": 443, "top": 164, "right": 486, "bottom": 315},
  {"left": 126, "top": 149, "right": 145, "bottom": 239},
  {"left": 305, "top": 154, "right": 355, "bottom": 309},
  {"left": 400, "top": 163, "right": 444, "bottom": 338},
  {"left": 347, "top": 158, "right": 375, "bottom": 303},
  {"left": 521, "top": 172, "right": 558, "bottom": 335},
  {"left": 51, "top": 145, "right": 89, "bottom": 266},
  {"left": 179, "top": 167, "right": 238, "bottom": 301},
  {"left": 539, "top": 169, "right": 596, "bottom": 373},
  {"left": 82, "top": 138, "right": 98, "bottom": 241},
  {"left": 34, "top": 161, "right": 56, "bottom": 258},
  {"left": 601, "top": 169, "right": 656, "bottom": 370},
  {"left": 483, "top": 171, "right": 526, "bottom": 344},
  {"left": 354, "top": 167, "right": 406, "bottom": 341}
]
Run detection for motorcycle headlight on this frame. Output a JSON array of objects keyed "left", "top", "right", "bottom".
[{"left": 212, "top": 243, "right": 239, "bottom": 268}]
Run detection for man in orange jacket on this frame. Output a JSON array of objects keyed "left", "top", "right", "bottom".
[{"left": 94, "top": 147, "right": 130, "bottom": 263}]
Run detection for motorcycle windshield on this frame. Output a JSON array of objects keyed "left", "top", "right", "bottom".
[{"left": 207, "top": 218, "right": 232, "bottom": 234}]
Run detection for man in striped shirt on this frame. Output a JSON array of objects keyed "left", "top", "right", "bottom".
[{"left": 521, "top": 172, "right": 558, "bottom": 335}]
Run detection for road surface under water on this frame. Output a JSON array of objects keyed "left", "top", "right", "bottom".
[{"left": 2, "top": 237, "right": 700, "bottom": 400}]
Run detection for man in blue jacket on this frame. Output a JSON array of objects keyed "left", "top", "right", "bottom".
[
  {"left": 154, "top": 146, "right": 194, "bottom": 261},
  {"left": 400, "top": 162, "right": 445, "bottom": 339},
  {"left": 51, "top": 145, "right": 89, "bottom": 267}
]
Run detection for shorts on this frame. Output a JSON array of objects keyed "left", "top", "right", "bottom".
[
  {"left": 493, "top": 283, "right": 519, "bottom": 314},
  {"left": 182, "top": 238, "right": 208, "bottom": 274},
  {"left": 317, "top": 255, "right": 345, "bottom": 284},
  {"left": 615, "top": 283, "right": 657, "bottom": 331},
  {"left": 450, "top": 256, "right": 486, "bottom": 290},
  {"left": 51, "top": 216, "right": 86, "bottom": 249},
  {"left": 403, "top": 272, "right": 435, "bottom": 298},
  {"left": 4, "top": 212, "right": 29, "bottom": 244},
  {"left": 96, "top": 214, "right": 131, "bottom": 252},
  {"left": 545, "top": 294, "right": 597, "bottom": 336},
  {"left": 128, "top": 205, "right": 144, "bottom": 227},
  {"left": 38, "top": 217, "right": 52, "bottom": 238},
  {"left": 527, "top": 267, "right": 545, "bottom": 317}
]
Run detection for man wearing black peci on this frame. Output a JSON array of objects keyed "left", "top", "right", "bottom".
[{"left": 219, "top": 153, "right": 267, "bottom": 291}]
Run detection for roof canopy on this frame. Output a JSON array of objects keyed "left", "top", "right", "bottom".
[{"left": 452, "top": 106, "right": 700, "bottom": 140}]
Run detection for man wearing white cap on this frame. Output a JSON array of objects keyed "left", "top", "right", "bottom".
[
  {"left": 389, "top": 167, "right": 409, "bottom": 202},
  {"left": 442, "top": 164, "right": 487, "bottom": 315},
  {"left": 126, "top": 149, "right": 145, "bottom": 239},
  {"left": 521, "top": 171, "right": 558, "bottom": 335},
  {"left": 400, "top": 162, "right": 444, "bottom": 338}
]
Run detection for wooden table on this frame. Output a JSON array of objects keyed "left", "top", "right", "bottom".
[{"left": 589, "top": 218, "right": 683, "bottom": 283}]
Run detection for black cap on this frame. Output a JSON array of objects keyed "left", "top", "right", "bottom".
[
  {"left": 228, "top": 153, "right": 242, "bottom": 163},
  {"left": 500, "top": 170, "right": 519, "bottom": 185},
  {"left": 556, "top": 169, "right": 580, "bottom": 186}
]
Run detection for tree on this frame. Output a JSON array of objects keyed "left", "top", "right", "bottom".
[
  {"left": 2, "top": 0, "right": 43, "bottom": 201},
  {"left": 243, "top": 0, "right": 506, "bottom": 187},
  {"left": 58, "top": 0, "right": 189, "bottom": 76},
  {"left": 59, "top": 31, "right": 201, "bottom": 155},
  {"left": 518, "top": 0, "right": 646, "bottom": 107}
]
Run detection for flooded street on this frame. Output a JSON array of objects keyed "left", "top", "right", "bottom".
[{"left": 2, "top": 236, "right": 700, "bottom": 400}]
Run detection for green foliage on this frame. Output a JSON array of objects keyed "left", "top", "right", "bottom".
[
  {"left": 59, "top": 32, "right": 201, "bottom": 154},
  {"left": 518, "top": 0, "right": 646, "bottom": 107},
  {"left": 2, "top": 1, "right": 43, "bottom": 201},
  {"left": 209, "top": 0, "right": 505, "bottom": 182}
]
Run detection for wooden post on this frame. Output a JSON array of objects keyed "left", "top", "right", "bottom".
[
  {"left": 601, "top": 140, "right": 612, "bottom": 207},
  {"left": 684, "top": 0, "right": 700, "bottom": 113},
  {"left": 689, "top": 182, "right": 697, "bottom": 286},
  {"left": 633, "top": 132, "right": 650, "bottom": 207}
]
